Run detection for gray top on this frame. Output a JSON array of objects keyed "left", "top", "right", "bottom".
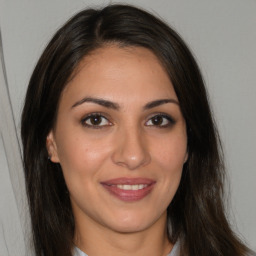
[
  {"left": 73, "top": 240, "right": 256, "bottom": 256},
  {"left": 73, "top": 240, "right": 180, "bottom": 256}
]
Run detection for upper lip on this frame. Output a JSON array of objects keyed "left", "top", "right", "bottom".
[{"left": 100, "top": 177, "right": 156, "bottom": 185}]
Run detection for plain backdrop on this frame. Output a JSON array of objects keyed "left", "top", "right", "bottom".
[{"left": 0, "top": 0, "right": 255, "bottom": 255}]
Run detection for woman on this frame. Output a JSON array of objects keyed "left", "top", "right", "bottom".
[{"left": 21, "top": 4, "right": 255, "bottom": 256}]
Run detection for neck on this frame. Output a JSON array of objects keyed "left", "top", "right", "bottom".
[{"left": 74, "top": 211, "right": 173, "bottom": 256}]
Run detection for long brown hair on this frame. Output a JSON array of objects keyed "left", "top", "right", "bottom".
[{"left": 21, "top": 4, "right": 250, "bottom": 256}]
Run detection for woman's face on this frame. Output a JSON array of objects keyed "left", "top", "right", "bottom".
[{"left": 47, "top": 46, "right": 187, "bottom": 235}]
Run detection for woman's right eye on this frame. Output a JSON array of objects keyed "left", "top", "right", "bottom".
[{"left": 81, "top": 114, "right": 112, "bottom": 128}]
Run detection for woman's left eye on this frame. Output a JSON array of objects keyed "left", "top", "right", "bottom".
[
  {"left": 145, "top": 114, "right": 175, "bottom": 127},
  {"left": 81, "top": 114, "right": 111, "bottom": 128}
]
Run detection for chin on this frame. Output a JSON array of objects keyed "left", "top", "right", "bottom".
[
  {"left": 110, "top": 222, "right": 149, "bottom": 234},
  {"left": 105, "top": 211, "right": 162, "bottom": 234}
]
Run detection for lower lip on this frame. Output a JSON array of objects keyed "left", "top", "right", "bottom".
[{"left": 101, "top": 183, "right": 155, "bottom": 202}]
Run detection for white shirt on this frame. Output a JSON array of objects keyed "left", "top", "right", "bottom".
[
  {"left": 73, "top": 242, "right": 256, "bottom": 256},
  {"left": 73, "top": 240, "right": 180, "bottom": 256}
]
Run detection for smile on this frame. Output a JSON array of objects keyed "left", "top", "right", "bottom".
[
  {"left": 101, "top": 178, "right": 156, "bottom": 202},
  {"left": 113, "top": 184, "right": 148, "bottom": 190}
]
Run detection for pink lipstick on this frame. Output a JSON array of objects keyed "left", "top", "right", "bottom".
[{"left": 100, "top": 177, "right": 156, "bottom": 202}]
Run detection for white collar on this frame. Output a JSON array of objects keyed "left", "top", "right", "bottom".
[{"left": 73, "top": 240, "right": 180, "bottom": 256}]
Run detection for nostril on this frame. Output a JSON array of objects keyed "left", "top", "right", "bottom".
[
  {"left": 112, "top": 148, "right": 151, "bottom": 170},
  {"left": 111, "top": 128, "right": 151, "bottom": 170}
]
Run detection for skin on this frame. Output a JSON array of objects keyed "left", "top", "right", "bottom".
[{"left": 47, "top": 45, "right": 187, "bottom": 256}]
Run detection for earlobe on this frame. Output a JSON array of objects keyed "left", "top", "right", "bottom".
[
  {"left": 184, "top": 150, "right": 189, "bottom": 164},
  {"left": 46, "top": 131, "right": 60, "bottom": 163}
]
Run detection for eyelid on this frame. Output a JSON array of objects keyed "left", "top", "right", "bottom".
[
  {"left": 81, "top": 112, "right": 113, "bottom": 128},
  {"left": 145, "top": 113, "right": 176, "bottom": 127}
]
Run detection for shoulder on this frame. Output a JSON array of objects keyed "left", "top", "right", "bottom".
[
  {"left": 73, "top": 246, "right": 88, "bottom": 256},
  {"left": 168, "top": 240, "right": 180, "bottom": 256}
]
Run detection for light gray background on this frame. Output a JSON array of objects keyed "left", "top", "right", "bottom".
[{"left": 0, "top": 0, "right": 255, "bottom": 255}]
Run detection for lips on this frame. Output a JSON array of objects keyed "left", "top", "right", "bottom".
[{"left": 100, "top": 178, "right": 156, "bottom": 202}]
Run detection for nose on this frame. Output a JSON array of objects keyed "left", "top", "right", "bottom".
[{"left": 111, "top": 126, "right": 151, "bottom": 170}]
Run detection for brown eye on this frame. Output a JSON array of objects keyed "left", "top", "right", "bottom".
[
  {"left": 151, "top": 116, "right": 164, "bottom": 125},
  {"left": 82, "top": 114, "right": 111, "bottom": 128},
  {"left": 145, "top": 114, "right": 175, "bottom": 127},
  {"left": 89, "top": 115, "right": 103, "bottom": 125}
]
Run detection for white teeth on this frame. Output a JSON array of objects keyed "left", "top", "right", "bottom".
[
  {"left": 116, "top": 184, "right": 148, "bottom": 190},
  {"left": 138, "top": 184, "right": 145, "bottom": 189}
]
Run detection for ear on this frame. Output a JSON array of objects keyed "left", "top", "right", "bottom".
[
  {"left": 183, "top": 144, "right": 189, "bottom": 164},
  {"left": 46, "top": 131, "right": 60, "bottom": 163},
  {"left": 184, "top": 151, "right": 188, "bottom": 164}
]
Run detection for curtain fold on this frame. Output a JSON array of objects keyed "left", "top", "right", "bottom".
[{"left": 0, "top": 28, "right": 34, "bottom": 256}]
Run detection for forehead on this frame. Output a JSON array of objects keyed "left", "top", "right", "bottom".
[{"left": 61, "top": 45, "right": 178, "bottom": 107}]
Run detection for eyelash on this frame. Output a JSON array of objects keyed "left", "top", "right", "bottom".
[
  {"left": 81, "top": 113, "right": 112, "bottom": 129},
  {"left": 81, "top": 113, "right": 175, "bottom": 129},
  {"left": 145, "top": 113, "right": 175, "bottom": 128}
]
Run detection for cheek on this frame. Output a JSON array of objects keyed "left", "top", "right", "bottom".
[
  {"left": 150, "top": 132, "right": 187, "bottom": 199},
  {"left": 55, "top": 129, "right": 111, "bottom": 179},
  {"left": 57, "top": 138, "right": 111, "bottom": 201},
  {"left": 152, "top": 134, "right": 187, "bottom": 170}
]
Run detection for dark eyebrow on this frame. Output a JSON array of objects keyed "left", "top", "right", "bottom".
[
  {"left": 143, "top": 99, "right": 179, "bottom": 110},
  {"left": 71, "top": 97, "right": 120, "bottom": 110},
  {"left": 71, "top": 97, "right": 178, "bottom": 110}
]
